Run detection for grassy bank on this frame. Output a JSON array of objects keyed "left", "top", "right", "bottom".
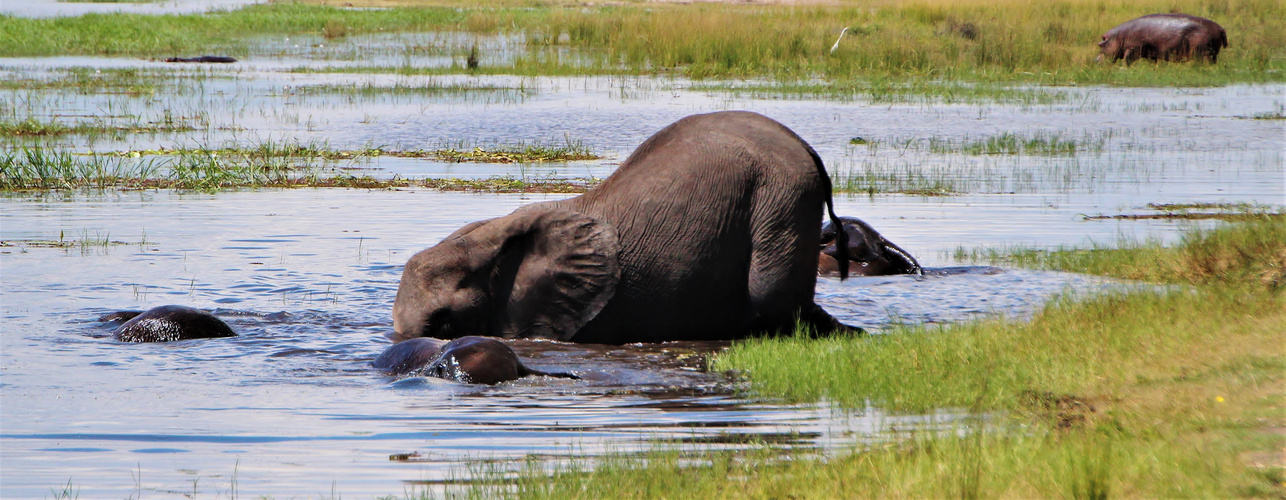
[
  {"left": 1, "top": 0, "right": 1282, "bottom": 87},
  {"left": 435, "top": 216, "right": 1284, "bottom": 498}
]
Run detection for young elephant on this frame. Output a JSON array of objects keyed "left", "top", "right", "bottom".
[
  {"left": 1098, "top": 13, "right": 1228, "bottom": 64},
  {"left": 107, "top": 305, "right": 237, "bottom": 342},
  {"left": 818, "top": 217, "right": 922, "bottom": 277},
  {"left": 393, "top": 111, "right": 853, "bottom": 345},
  {"left": 372, "top": 336, "right": 575, "bottom": 385}
]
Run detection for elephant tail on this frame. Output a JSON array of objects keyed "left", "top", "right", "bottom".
[{"left": 808, "top": 147, "right": 850, "bottom": 280}]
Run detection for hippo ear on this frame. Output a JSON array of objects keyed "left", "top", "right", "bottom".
[{"left": 465, "top": 207, "right": 620, "bottom": 341}]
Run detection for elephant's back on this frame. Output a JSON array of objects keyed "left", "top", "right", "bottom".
[{"left": 563, "top": 111, "right": 827, "bottom": 343}]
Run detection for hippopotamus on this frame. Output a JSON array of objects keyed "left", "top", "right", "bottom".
[
  {"left": 104, "top": 305, "right": 237, "bottom": 342},
  {"left": 1098, "top": 13, "right": 1228, "bottom": 64},
  {"left": 165, "top": 56, "right": 237, "bottom": 64},
  {"left": 373, "top": 336, "right": 577, "bottom": 385},
  {"left": 819, "top": 217, "right": 921, "bottom": 277}
]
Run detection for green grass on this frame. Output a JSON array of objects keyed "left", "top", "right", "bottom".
[
  {"left": 1, "top": 0, "right": 1282, "bottom": 88},
  {"left": 0, "top": 117, "right": 196, "bottom": 138},
  {"left": 427, "top": 217, "right": 1285, "bottom": 498},
  {"left": 107, "top": 138, "right": 603, "bottom": 163},
  {"left": 0, "top": 147, "right": 600, "bottom": 192}
]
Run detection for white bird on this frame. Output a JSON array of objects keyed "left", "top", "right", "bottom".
[{"left": 830, "top": 27, "right": 849, "bottom": 54}]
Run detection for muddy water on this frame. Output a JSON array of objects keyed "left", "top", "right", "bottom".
[{"left": 2, "top": 51, "right": 1284, "bottom": 497}]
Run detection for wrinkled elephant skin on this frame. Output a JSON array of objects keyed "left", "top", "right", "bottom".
[{"left": 393, "top": 111, "right": 854, "bottom": 344}]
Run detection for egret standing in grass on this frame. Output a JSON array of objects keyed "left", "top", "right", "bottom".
[{"left": 830, "top": 27, "right": 849, "bottom": 54}]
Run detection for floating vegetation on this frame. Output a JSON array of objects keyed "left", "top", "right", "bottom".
[
  {"left": 831, "top": 163, "right": 959, "bottom": 196},
  {"left": 691, "top": 79, "right": 1074, "bottom": 106},
  {"left": 287, "top": 79, "right": 532, "bottom": 97},
  {"left": 107, "top": 138, "right": 603, "bottom": 164},
  {"left": 0, "top": 117, "right": 197, "bottom": 138},
  {"left": 0, "top": 147, "right": 598, "bottom": 192},
  {"left": 928, "top": 131, "right": 1104, "bottom": 156},
  {"left": 1082, "top": 202, "right": 1283, "bottom": 222},
  {"left": 0, "top": 67, "right": 200, "bottom": 96}
]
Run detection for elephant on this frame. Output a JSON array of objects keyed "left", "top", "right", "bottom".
[
  {"left": 105, "top": 305, "right": 237, "bottom": 342},
  {"left": 1098, "top": 14, "right": 1228, "bottom": 64},
  {"left": 818, "top": 217, "right": 922, "bottom": 277},
  {"left": 392, "top": 110, "right": 854, "bottom": 345},
  {"left": 372, "top": 336, "right": 577, "bottom": 385},
  {"left": 165, "top": 56, "right": 237, "bottom": 64}
]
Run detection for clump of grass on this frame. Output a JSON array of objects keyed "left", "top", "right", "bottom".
[
  {"left": 422, "top": 140, "right": 600, "bottom": 163},
  {"left": 289, "top": 79, "right": 531, "bottom": 97},
  {"left": 321, "top": 19, "right": 350, "bottom": 40},
  {"left": 0, "top": 147, "right": 599, "bottom": 192},
  {"left": 831, "top": 162, "right": 960, "bottom": 196},
  {"left": 0, "top": 117, "right": 196, "bottom": 138},
  {"left": 108, "top": 138, "right": 602, "bottom": 163},
  {"left": 928, "top": 131, "right": 1104, "bottom": 156}
]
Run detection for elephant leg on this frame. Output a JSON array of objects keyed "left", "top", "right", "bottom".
[{"left": 798, "top": 302, "right": 865, "bottom": 337}]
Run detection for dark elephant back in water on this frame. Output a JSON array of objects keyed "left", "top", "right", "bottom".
[
  {"left": 112, "top": 305, "right": 237, "bottom": 342},
  {"left": 392, "top": 111, "right": 852, "bottom": 344},
  {"left": 1099, "top": 13, "right": 1228, "bottom": 63},
  {"left": 373, "top": 336, "right": 574, "bottom": 384}
]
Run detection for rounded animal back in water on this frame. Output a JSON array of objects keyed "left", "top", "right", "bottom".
[
  {"left": 372, "top": 337, "right": 448, "bottom": 376},
  {"left": 426, "top": 336, "right": 525, "bottom": 385},
  {"left": 112, "top": 305, "right": 237, "bottom": 342}
]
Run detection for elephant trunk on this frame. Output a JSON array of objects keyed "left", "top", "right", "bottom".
[{"left": 882, "top": 238, "right": 923, "bottom": 276}]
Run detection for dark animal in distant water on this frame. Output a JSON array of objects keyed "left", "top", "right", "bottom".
[
  {"left": 818, "top": 217, "right": 921, "bottom": 277},
  {"left": 372, "top": 336, "right": 576, "bottom": 385},
  {"left": 106, "top": 305, "right": 237, "bottom": 342},
  {"left": 1098, "top": 14, "right": 1228, "bottom": 64},
  {"left": 165, "top": 56, "right": 238, "bottom": 64}
]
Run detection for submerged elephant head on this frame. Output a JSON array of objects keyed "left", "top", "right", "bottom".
[
  {"left": 107, "top": 304, "right": 237, "bottom": 342},
  {"left": 819, "top": 217, "right": 921, "bottom": 277},
  {"left": 392, "top": 207, "right": 620, "bottom": 342},
  {"left": 373, "top": 336, "right": 575, "bottom": 385}
]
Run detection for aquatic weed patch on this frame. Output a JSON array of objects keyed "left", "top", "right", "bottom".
[
  {"left": 107, "top": 139, "right": 603, "bottom": 164},
  {"left": 0, "top": 147, "right": 599, "bottom": 192},
  {"left": 0, "top": 117, "right": 197, "bottom": 138}
]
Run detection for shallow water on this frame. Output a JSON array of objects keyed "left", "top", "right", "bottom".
[{"left": 2, "top": 50, "right": 1283, "bottom": 497}]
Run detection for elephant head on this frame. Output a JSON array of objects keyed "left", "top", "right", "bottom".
[
  {"left": 392, "top": 207, "right": 621, "bottom": 342},
  {"left": 819, "top": 217, "right": 921, "bottom": 277}
]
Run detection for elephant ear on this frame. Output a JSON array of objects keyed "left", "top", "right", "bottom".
[{"left": 466, "top": 207, "right": 620, "bottom": 341}]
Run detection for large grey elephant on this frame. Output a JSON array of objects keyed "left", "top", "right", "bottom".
[{"left": 393, "top": 111, "right": 853, "bottom": 344}]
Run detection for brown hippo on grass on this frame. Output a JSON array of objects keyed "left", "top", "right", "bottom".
[{"left": 1098, "top": 14, "right": 1228, "bottom": 64}]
